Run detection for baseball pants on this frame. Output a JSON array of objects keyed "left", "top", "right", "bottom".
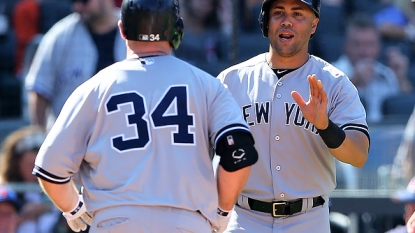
[
  {"left": 225, "top": 198, "right": 330, "bottom": 233},
  {"left": 90, "top": 205, "right": 212, "bottom": 233}
]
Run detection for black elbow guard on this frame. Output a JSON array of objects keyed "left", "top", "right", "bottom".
[{"left": 215, "top": 131, "right": 258, "bottom": 172}]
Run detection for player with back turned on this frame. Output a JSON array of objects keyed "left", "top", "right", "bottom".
[
  {"left": 216, "top": 0, "right": 370, "bottom": 232},
  {"left": 31, "top": 0, "right": 258, "bottom": 232}
]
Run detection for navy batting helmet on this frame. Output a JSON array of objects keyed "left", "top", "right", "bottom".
[
  {"left": 258, "top": 0, "right": 321, "bottom": 38},
  {"left": 121, "top": 0, "right": 184, "bottom": 49}
]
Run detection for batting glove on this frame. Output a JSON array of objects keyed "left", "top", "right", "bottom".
[
  {"left": 62, "top": 194, "right": 92, "bottom": 232},
  {"left": 213, "top": 207, "right": 232, "bottom": 233}
]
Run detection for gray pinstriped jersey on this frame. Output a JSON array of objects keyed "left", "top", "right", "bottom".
[
  {"left": 25, "top": 12, "right": 126, "bottom": 118},
  {"left": 217, "top": 53, "right": 369, "bottom": 202},
  {"left": 32, "top": 55, "right": 251, "bottom": 227}
]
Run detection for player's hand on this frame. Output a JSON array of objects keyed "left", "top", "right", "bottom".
[
  {"left": 62, "top": 194, "right": 92, "bottom": 232},
  {"left": 213, "top": 207, "right": 232, "bottom": 233},
  {"left": 291, "top": 74, "right": 328, "bottom": 130},
  {"left": 407, "top": 211, "right": 415, "bottom": 233},
  {"left": 353, "top": 59, "right": 375, "bottom": 87}
]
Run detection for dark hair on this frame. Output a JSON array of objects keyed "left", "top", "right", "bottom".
[
  {"left": 0, "top": 126, "right": 46, "bottom": 183},
  {"left": 346, "top": 13, "right": 377, "bottom": 31},
  {"left": 345, "top": 13, "right": 379, "bottom": 40}
]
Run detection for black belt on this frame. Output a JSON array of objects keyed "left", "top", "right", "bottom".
[{"left": 237, "top": 196, "right": 325, "bottom": 218}]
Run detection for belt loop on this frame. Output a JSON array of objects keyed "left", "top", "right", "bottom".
[
  {"left": 237, "top": 195, "right": 251, "bottom": 210},
  {"left": 302, "top": 197, "right": 313, "bottom": 212}
]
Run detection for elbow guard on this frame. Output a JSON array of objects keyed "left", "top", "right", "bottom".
[{"left": 215, "top": 131, "right": 258, "bottom": 172}]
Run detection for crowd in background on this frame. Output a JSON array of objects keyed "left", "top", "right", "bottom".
[{"left": 1, "top": 0, "right": 415, "bottom": 232}]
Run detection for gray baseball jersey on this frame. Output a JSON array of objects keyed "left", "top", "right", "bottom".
[
  {"left": 25, "top": 12, "right": 126, "bottom": 118},
  {"left": 32, "top": 55, "right": 251, "bottom": 227},
  {"left": 217, "top": 53, "right": 369, "bottom": 202}
]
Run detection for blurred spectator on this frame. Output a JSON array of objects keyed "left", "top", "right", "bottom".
[
  {"left": 38, "top": 0, "right": 72, "bottom": 35},
  {"left": 0, "top": 185, "right": 21, "bottom": 233},
  {"left": 174, "top": 0, "right": 229, "bottom": 75},
  {"left": 386, "top": 176, "right": 415, "bottom": 233},
  {"left": 346, "top": 0, "right": 384, "bottom": 17},
  {"left": 309, "top": 0, "right": 347, "bottom": 62},
  {"left": 372, "top": 0, "right": 415, "bottom": 86},
  {"left": 241, "top": 0, "right": 262, "bottom": 32},
  {"left": 12, "top": 0, "right": 40, "bottom": 76},
  {"left": 0, "top": 0, "right": 17, "bottom": 69},
  {"left": 218, "top": 0, "right": 233, "bottom": 37},
  {"left": 374, "top": 0, "right": 415, "bottom": 45},
  {"left": 332, "top": 13, "right": 402, "bottom": 123},
  {"left": 395, "top": 0, "right": 415, "bottom": 88},
  {"left": 13, "top": 0, "right": 71, "bottom": 76},
  {"left": 25, "top": 0, "right": 126, "bottom": 131},
  {"left": 0, "top": 0, "right": 20, "bottom": 119},
  {"left": 385, "top": 46, "right": 413, "bottom": 93},
  {"left": 391, "top": 106, "right": 415, "bottom": 190},
  {"left": 0, "top": 125, "right": 59, "bottom": 233}
]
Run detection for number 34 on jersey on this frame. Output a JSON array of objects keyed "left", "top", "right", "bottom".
[{"left": 106, "top": 86, "right": 195, "bottom": 152}]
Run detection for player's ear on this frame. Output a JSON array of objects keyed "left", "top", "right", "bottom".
[
  {"left": 118, "top": 20, "right": 127, "bottom": 40},
  {"left": 311, "top": 18, "right": 319, "bottom": 33}
]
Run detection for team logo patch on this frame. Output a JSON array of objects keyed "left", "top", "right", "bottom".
[
  {"left": 139, "top": 34, "right": 149, "bottom": 40},
  {"left": 232, "top": 149, "right": 245, "bottom": 159}
]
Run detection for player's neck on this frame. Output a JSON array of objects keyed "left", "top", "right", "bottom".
[
  {"left": 126, "top": 41, "right": 171, "bottom": 59},
  {"left": 267, "top": 51, "right": 310, "bottom": 69}
]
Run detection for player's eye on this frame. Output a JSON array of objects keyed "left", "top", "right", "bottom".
[
  {"left": 293, "top": 12, "right": 303, "bottom": 17},
  {"left": 270, "top": 10, "right": 283, "bottom": 17}
]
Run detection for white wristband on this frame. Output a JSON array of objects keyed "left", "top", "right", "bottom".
[{"left": 62, "top": 195, "right": 87, "bottom": 221}]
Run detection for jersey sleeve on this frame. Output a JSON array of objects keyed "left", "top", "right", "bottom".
[
  {"left": 33, "top": 80, "right": 97, "bottom": 183},
  {"left": 25, "top": 26, "right": 64, "bottom": 100},
  {"left": 328, "top": 75, "right": 370, "bottom": 140},
  {"left": 206, "top": 78, "right": 251, "bottom": 147}
]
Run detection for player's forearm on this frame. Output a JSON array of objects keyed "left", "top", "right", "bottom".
[
  {"left": 28, "top": 92, "right": 49, "bottom": 129},
  {"left": 329, "top": 131, "right": 369, "bottom": 168},
  {"left": 38, "top": 178, "right": 79, "bottom": 212},
  {"left": 217, "top": 166, "right": 251, "bottom": 210}
]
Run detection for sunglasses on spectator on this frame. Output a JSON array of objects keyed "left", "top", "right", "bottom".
[{"left": 71, "top": 0, "right": 89, "bottom": 4}]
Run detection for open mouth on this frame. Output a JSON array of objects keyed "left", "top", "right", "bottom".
[{"left": 279, "top": 33, "right": 294, "bottom": 40}]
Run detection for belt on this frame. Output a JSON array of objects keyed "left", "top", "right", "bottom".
[{"left": 237, "top": 196, "right": 325, "bottom": 218}]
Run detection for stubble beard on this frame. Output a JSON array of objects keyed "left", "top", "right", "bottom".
[{"left": 270, "top": 39, "right": 303, "bottom": 58}]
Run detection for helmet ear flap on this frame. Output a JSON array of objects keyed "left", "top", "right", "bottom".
[
  {"left": 258, "top": 10, "right": 268, "bottom": 38},
  {"left": 259, "top": 0, "right": 273, "bottom": 38},
  {"left": 171, "top": 17, "right": 184, "bottom": 49}
]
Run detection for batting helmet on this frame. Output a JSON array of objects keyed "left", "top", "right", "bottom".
[
  {"left": 121, "top": 0, "right": 184, "bottom": 49},
  {"left": 258, "top": 0, "right": 321, "bottom": 38}
]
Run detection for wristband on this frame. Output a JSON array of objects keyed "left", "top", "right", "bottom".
[
  {"left": 217, "top": 207, "right": 231, "bottom": 217},
  {"left": 317, "top": 120, "right": 345, "bottom": 149}
]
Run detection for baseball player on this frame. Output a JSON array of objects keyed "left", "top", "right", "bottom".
[
  {"left": 25, "top": 0, "right": 126, "bottom": 131},
  {"left": 32, "top": 0, "right": 258, "bottom": 232},
  {"left": 216, "top": 0, "right": 370, "bottom": 232}
]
